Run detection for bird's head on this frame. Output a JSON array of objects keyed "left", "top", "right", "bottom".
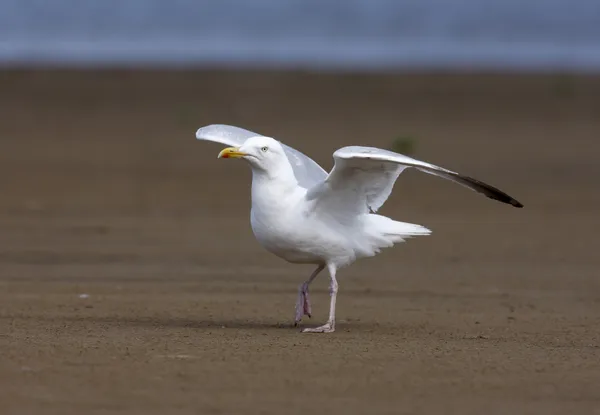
[{"left": 217, "top": 136, "right": 287, "bottom": 174}]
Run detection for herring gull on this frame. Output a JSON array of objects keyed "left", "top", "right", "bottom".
[{"left": 195, "top": 124, "right": 523, "bottom": 333}]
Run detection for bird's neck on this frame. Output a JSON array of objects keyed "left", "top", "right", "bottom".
[{"left": 250, "top": 168, "right": 300, "bottom": 214}]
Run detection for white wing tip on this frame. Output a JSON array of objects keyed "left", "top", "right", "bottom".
[{"left": 195, "top": 124, "right": 218, "bottom": 140}]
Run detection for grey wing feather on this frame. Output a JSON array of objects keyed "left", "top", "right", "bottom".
[
  {"left": 335, "top": 146, "right": 523, "bottom": 208},
  {"left": 196, "top": 124, "right": 327, "bottom": 189},
  {"left": 308, "top": 146, "right": 523, "bottom": 216}
]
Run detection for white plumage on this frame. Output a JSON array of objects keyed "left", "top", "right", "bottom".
[{"left": 196, "top": 124, "right": 523, "bottom": 333}]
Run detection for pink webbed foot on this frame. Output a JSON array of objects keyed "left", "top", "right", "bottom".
[{"left": 301, "top": 321, "right": 335, "bottom": 333}]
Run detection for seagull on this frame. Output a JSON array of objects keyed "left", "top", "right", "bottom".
[{"left": 195, "top": 124, "right": 523, "bottom": 333}]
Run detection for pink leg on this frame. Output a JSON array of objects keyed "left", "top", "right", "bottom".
[
  {"left": 302, "top": 263, "right": 338, "bottom": 334},
  {"left": 294, "top": 265, "right": 324, "bottom": 326}
]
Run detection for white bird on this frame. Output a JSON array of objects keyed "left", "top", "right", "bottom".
[{"left": 195, "top": 124, "right": 523, "bottom": 333}]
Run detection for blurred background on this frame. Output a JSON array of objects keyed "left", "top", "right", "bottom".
[
  {"left": 2, "top": 0, "right": 600, "bottom": 71},
  {"left": 1, "top": 0, "right": 599, "bottom": 217},
  {"left": 1, "top": 1, "right": 600, "bottom": 414}
]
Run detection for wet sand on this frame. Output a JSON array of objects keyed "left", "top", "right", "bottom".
[{"left": 0, "top": 69, "right": 599, "bottom": 414}]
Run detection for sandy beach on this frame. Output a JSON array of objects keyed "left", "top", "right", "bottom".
[{"left": 1, "top": 69, "right": 599, "bottom": 414}]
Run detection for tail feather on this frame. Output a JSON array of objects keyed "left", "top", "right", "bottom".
[
  {"left": 384, "top": 221, "right": 432, "bottom": 239},
  {"left": 355, "top": 214, "right": 431, "bottom": 259},
  {"left": 370, "top": 214, "right": 431, "bottom": 239}
]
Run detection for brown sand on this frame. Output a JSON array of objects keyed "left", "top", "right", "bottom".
[{"left": 0, "top": 69, "right": 599, "bottom": 414}]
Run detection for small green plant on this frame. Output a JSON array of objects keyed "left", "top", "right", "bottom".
[{"left": 391, "top": 135, "right": 417, "bottom": 155}]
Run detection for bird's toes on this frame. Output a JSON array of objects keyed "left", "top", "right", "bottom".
[{"left": 301, "top": 323, "right": 335, "bottom": 334}]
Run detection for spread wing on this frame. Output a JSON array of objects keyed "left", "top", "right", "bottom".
[
  {"left": 195, "top": 124, "right": 327, "bottom": 189},
  {"left": 306, "top": 146, "right": 523, "bottom": 216}
]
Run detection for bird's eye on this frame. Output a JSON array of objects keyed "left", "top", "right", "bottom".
[{"left": 260, "top": 146, "right": 268, "bottom": 152}]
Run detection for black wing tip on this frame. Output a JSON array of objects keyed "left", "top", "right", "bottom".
[
  {"left": 461, "top": 175, "right": 523, "bottom": 208},
  {"left": 487, "top": 191, "right": 523, "bottom": 208},
  {"left": 510, "top": 199, "right": 524, "bottom": 208},
  {"left": 489, "top": 193, "right": 523, "bottom": 208}
]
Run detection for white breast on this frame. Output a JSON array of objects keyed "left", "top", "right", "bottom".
[
  {"left": 248, "top": 164, "right": 357, "bottom": 266},
  {"left": 250, "top": 193, "right": 324, "bottom": 264}
]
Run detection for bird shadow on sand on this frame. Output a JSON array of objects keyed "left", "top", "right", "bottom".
[
  {"left": 2, "top": 312, "right": 411, "bottom": 334},
  {"left": 5, "top": 313, "right": 300, "bottom": 331}
]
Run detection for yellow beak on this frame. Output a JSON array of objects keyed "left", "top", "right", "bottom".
[{"left": 217, "top": 147, "right": 248, "bottom": 159}]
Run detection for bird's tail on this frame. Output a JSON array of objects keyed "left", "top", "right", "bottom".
[
  {"left": 352, "top": 214, "right": 431, "bottom": 260},
  {"left": 348, "top": 214, "right": 432, "bottom": 261},
  {"left": 368, "top": 214, "right": 432, "bottom": 243}
]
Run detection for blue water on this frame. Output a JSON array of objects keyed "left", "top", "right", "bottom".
[{"left": 1, "top": 0, "right": 599, "bottom": 71}]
